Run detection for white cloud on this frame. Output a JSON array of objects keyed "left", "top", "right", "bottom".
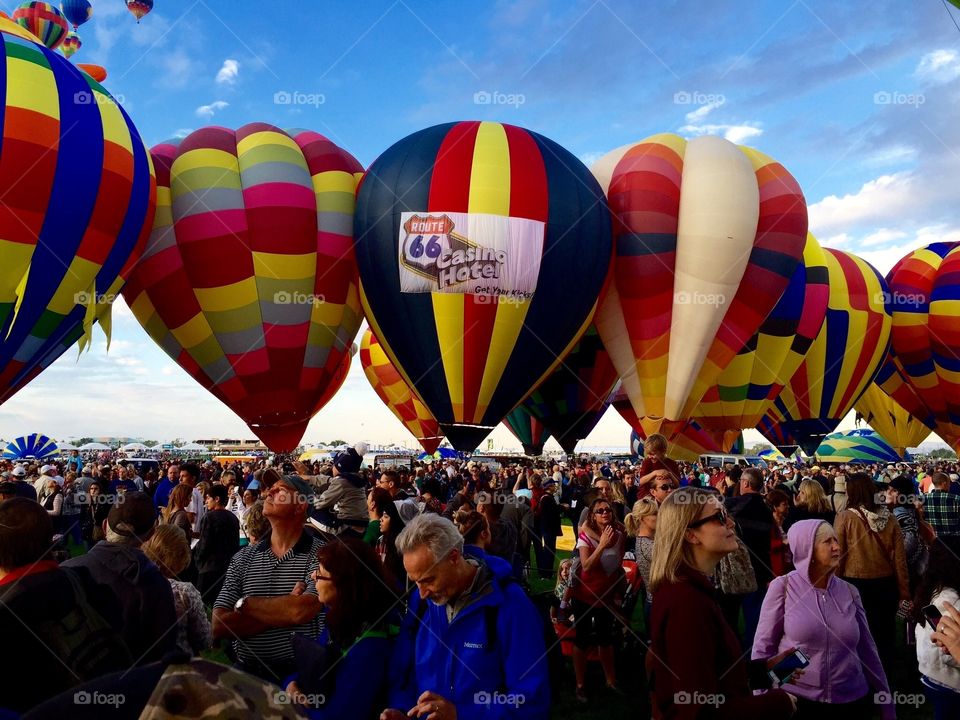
[
  {"left": 860, "top": 228, "right": 908, "bottom": 247},
  {"left": 195, "top": 100, "right": 228, "bottom": 119},
  {"left": 808, "top": 172, "right": 916, "bottom": 237},
  {"left": 216, "top": 58, "right": 240, "bottom": 85},
  {"left": 916, "top": 49, "right": 960, "bottom": 83},
  {"left": 684, "top": 97, "right": 725, "bottom": 123},
  {"left": 172, "top": 128, "right": 193, "bottom": 139},
  {"left": 678, "top": 122, "right": 763, "bottom": 144},
  {"left": 864, "top": 144, "right": 917, "bottom": 168}
]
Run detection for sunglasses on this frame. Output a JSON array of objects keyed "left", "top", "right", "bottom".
[
  {"left": 594, "top": 508, "right": 613, "bottom": 515},
  {"left": 688, "top": 509, "right": 730, "bottom": 529}
]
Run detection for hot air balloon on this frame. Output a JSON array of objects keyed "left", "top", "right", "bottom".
[
  {"left": 355, "top": 121, "right": 613, "bottom": 451},
  {"left": 76, "top": 62, "right": 105, "bottom": 81},
  {"left": 3, "top": 433, "right": 58, "bottom": 459},
  {"left": 126, "top": 0, "right": 153, "bottom": 23},
  {"left": 13, "top": 1, "right": 68, "bottom": 49},
  {"left": 694, "top": 233, "right": 829, "bottom": 432},
  {"left": 360, "top": 328, "right": 444, "bottom": 455},
  {"left": 502, "top": 405, "right": 551, "bottom": 456},
  {"left": 60, "top": 0, "right": 91, "bottom": 29},
  {"left": 591, "top": 133, "right": 807, "bottom": 439},
  {"left": 759, "top": 249, "right": 892, "bottom": 455},
  {"left": 0, "top": 17, "right": 155, "bottom": 408},
  {"left": 515, "top": 326, "right": 619, "bottom": 454},
  {"left": 815, "top": 429, "right": 904, "bottom": 464},
  {"left": 121, "top": 125, "right": 364, "bottom": 452},
  {"left": 60, "top": 29, "right": 79, "bottom": 57},
  {"left": 854, "top": 381, "right": 930, "bottom": 458},
  {"left": 884, "top": 242, "right": 960, "bottom": 451}
]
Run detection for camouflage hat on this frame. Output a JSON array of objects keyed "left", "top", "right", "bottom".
[{"left": 139, "top": 659, "right": 306, "bottom": 719}]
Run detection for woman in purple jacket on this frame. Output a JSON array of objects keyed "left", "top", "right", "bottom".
[{"left": 753, "top": 519, "right": 894, "bottom": 720}]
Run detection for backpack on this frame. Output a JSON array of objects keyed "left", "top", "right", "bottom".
[{"left": 16, "top": 569, "right": 132, "bottom": 680}]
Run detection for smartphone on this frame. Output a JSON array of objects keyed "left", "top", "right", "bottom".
[
  {"left": 767, "top": 649, "right": 810, "bottom": 685},
  {"left": 923, "top": 604, "right": 942, "bottom": 630}
]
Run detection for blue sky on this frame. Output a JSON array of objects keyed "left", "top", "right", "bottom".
[{"left": 2, "top": 0, "right": 959, "bottom": 450}]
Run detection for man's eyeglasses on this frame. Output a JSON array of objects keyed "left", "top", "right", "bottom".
[{"left": 688, "top": 509, "right": 730, "bottom": 529}]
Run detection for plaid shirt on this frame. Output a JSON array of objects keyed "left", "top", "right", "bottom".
[{"left": 923, "top": 489, "right": 960, "bottom": 537}]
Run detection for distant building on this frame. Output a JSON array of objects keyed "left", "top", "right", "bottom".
[{"left": 192, "top": 438, "right": 268, "bottom": 454}]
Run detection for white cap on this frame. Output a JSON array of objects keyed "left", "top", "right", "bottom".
[
  {"left": 12, "top": 465, "right": 26, "bottom": 477},
  {"left": 40, "top": 464, "right": 55, "bottom": 474}
]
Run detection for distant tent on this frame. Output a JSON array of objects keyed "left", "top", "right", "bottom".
[{"left": 78, "top": 442, "right": 111, "bottom": 451}]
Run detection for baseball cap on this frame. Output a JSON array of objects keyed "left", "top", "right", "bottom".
[
  {"left": 277, "top": 474, "right": 315, "bottom": 503},
  {"left": 12, "top": 465, "right": 26, "bottom": 477},
  {"left": 106, "top": 492, "right": 157, "bottom": 539},
  {"left": 40, "top": 464, "right": 54, "bottom": 474}
]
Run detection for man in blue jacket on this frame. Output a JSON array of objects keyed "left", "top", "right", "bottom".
[{"left": 381, "top": 514, "right": 550, "bottom": 720}]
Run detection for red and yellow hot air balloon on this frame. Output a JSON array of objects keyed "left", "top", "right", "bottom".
[
  {"left": 121, "top": 125, "right": 364, "bottom": 451},
  {"left": 0, "top": 16, "right": 155, "bottom": 407},
  {"left": 360, "top": 328, "right": 444, "bottom": 455},
  {"left": 854, "top": 381, "right": 930, "bottom": 458},
  {"left": 883, "top": 242, "right": 960, "bottom": 450},
  {"left": 760, "top": 249, "right": 892, "bottom": 455},
  {"left": 355, "top": 121, "right": 613, "bottom": 451},
  {"left": 591, "top": 133, "right": 807, "bottom": 439},
  {"left": 126, "top": 0, "right": 153, "bottom": 23},
  {"left": 612, "top": 387, "right": 725, "bottom": 461},
  {"left": 13, "top": 1, "right": 68, "bottom": 49}
]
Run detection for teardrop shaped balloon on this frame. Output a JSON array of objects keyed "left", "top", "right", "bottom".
[
  {"left": 13, "top": 1, "right": 68, "bottom": 49},
  {"left": 0, "top": 17, "right": 155, "bottom": 407},
  {"left": 121, "top": 125, "right": 364, "bottom": 451},
  {"left": 60, "top": 29, "right": 79, "bottom": 57},
  {"left": 125, "top": 0, "right": 153, "bottom": 23},
  {"left": 360, "top": 328, "right": 443, "bottom": 454},
  {"left": 515, "top": 326, "right": 619, "bottom": 453},
  {"left": 502, "top": 406, "right": 551, "bottom": 456},
  {"left": 760, "top": 249, "right": 892, "bottom": 455},
  {"left": 694, "top": 232, "right": 829, "bottom": 431},
  {"left": 592, "top": 133, "right": 807, "bottom": 438},
  {"left": 884, "top": 242, "right": 960, "bottom": 451},
  {"left": 612, "top": 386, "right": 724, "bottom": 460},
  {"left": 355, "top": 121, "right": 613, "bottom": 451},
  {"left": 60, "top": 0, "right": 92, "bottom": 30},
  {"left": 854, "top": 381, "right": 931, "bottom": 458}
]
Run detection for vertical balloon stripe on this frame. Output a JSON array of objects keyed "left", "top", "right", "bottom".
[
  {"left": 432, "top": 291, "right": 465, "bottom": 419},
  {"left": 468, "top": 121, "right": 511, "bottom": 216},
  {"left": 428, "top": 121, "right": 478, "bottom": 212}
]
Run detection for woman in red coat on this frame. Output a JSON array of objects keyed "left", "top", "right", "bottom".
[{"left": 647, "top": 487, "right": 798, "bottom": 719}]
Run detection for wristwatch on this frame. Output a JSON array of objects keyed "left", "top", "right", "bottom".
[{"left": 234, "top": 596, "right": 247, "bottom": 613}]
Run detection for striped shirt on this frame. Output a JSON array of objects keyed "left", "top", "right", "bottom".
[{"left": 214, "top": 529, "right": 325, "bottom": 665}]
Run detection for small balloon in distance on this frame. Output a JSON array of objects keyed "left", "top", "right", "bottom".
[{"left": 76, "top": 63, "right": 106, "bottom": 82}]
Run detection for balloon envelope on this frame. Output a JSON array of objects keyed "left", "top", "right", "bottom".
[
  {"left": 60, "top": 29, "right": 79, "bottom": 57},
  {"left": 761, "top": 249, "right": 892, "bottom": 455},
  {"left": 122, "top": 125, "right": 364, "bottom": 451},
  {"left": 0, "top": 19, "right": 155, "bottom": 407},
  {"left": 13, "top": 2, "right": 67, "bottom": 49},
  {"left": 502, "top": 405, "right": 551, "bottom": 456},
  {"left": 126, "top": 0, "right": 153, "bottom": 23},
  {"left": 355, "top": 121, "right": 613, "bottom": 451},
  {"left": 76, "top": 62, "right": 105, "bottom": 81},
  {"left": 360, "top": 328, "right": 443, "bottom": 455},
  {"left": 816, "top": 429, "right": 904, "bottom": 463},
  {"left": 60, "top": 0, "right": 92, "bottom": 29},
  {"left": 3, "top": 433, "right": 58, "bottom": 459},
  {"left": 592, "top": 133, "right": 807, "bottom": 437}
]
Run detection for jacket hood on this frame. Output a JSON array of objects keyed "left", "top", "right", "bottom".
[
  {"left": 786, "top": 519, "right": 830, "bottom": 587},
  {"left": 89, "top": 541, "right": 151, "bottom": 584},
  {"left": 463, "top": 544, "right": 513, "bottom": 583}
]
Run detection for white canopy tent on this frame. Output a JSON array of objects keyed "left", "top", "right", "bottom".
[{"left": 79, "top": 442, "right": 111, "bottom": 451}]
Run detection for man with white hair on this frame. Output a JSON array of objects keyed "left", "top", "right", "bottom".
[
  {"left": 382, "top": 514, "right": 550, "bottom": 720},
  {"left": 9, "top": 465, "right": 37, "bottom": 501}
]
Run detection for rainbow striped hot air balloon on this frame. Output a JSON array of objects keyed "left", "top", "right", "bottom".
[
  {"left": 360, "top": 328, "right": 444, "bottom": 455},
  {"left": 591, "top": 134, "right": 807, "bottom": 439},
  {"left": 0, "top": 17, "right": 155, "bottom": 407},
  {"left": 60, "top": 29, "right": 79, "bottom": 57},
  {"left": 121, "top": 125, "right": 364, "bottom": 452},
  {"left": 884, "top": 242, "right": 960, "bottom": 451},
  {"left": 125, "top": 0, "right": 153, "bottom": 23},
  {"left": 517, "top": 326, "right": 619, "bottom": 454},
  {"left": 760, "top": 250, "right": 892, "bottom": 455},
  {"left": 355, "top": 121, "right": 613, "bottom": 451},
  {"left": 502, "top": 406, "right": 551, "bottom": 456},
  {"left": 612, "top": 386, "right": 725, "bottom": 461},
  {"left": 13, "top": 1, "right": 68, "bottom": 49}
]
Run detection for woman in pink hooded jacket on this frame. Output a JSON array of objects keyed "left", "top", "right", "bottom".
[{"left": 753, "top": 519, "right": 894, "bottom": 720}]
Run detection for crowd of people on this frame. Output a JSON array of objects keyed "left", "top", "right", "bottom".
[{"left": 1, "top": 436, "right": 960, "bottom": 718}]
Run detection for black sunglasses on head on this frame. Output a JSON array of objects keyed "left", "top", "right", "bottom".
[{"left": 688, "top": 509, "right": 729, "bottom": 529}]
